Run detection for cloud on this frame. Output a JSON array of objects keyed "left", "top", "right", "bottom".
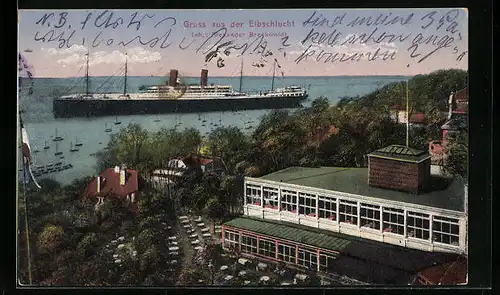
[
  {"left": 42, "top": 45, "right": 88, "bottom": 55},
  {"left": 53, "top": 47, "right": 162, "bottom": 67},
  {"left": 57, "top": 54, "right": 82, "bottom": 65}
]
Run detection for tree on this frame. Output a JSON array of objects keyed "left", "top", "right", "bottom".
[
  {"left": 37, "top": 224, "right": 67, "bottom": 254},
  {"left": 444, "top": 130, "right": 468, "bottom": 178},
  {"left": 206, "top": 126, "right": 249, "bottom": 173}
]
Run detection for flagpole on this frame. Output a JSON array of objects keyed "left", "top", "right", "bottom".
[
  {"left": 406, "top": 80, "right": 409, "bottom": 147},
  {"left": 19, "top": 115, "right": 33, "bottom": 285}
]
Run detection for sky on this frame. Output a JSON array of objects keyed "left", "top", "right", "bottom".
[{"left": 18, "top": 9, "right": 468, "bottom": 77}]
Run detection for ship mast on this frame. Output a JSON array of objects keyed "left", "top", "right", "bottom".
[
  {"left": 239, "top": 57, "right": 243, "bottom": 93},
  {"left": 123, "top": 53, "right": 128, "bottom": 95},
  {"left": 85, "top": 52, "right": 90, "bottom": 96},
  {"left": 271, "top": 59, "right": 276, "bottom": 91}
]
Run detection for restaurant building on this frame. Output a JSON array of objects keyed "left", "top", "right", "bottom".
[{"left": 221, "top": 145, "right": 468, "bottom": 284}]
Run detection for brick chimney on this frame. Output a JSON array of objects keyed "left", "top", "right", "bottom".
[
  {"left": 367, "top": 145, "right": 431, "bottom": 194},
  {"left": 120, "top": 167, "right": 126, "bottom": 185},
  {"left": 448, "top": 91, "right": 455, "bottom": 120},
  {"left": 201, "top": 69, "right": 208, "bottom": 87},
  {"left": 97, "top": 176, "right": 101, "bottom": 193},
  {"left": 169, "top": 69, "right": 178, "bottom": 86}
]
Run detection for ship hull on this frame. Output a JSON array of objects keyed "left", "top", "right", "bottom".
[{"left": 52, "top": 95, "right": 307, "bottom": 118}]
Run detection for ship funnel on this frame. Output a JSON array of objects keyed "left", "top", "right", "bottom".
[
  {"left": 169, "top": 69, "right": 178, "bottom": 86},
  {"left": 201, "top": 69, "right": 208, "bottom": 88}
]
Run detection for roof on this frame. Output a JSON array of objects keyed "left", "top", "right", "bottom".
[
  {"left": 368, "top": 145, "right": 431, "bottom": 163},
  {"left": 87, "top": 168, "right": 139, "bottom": 198},
  {"left": 258, "top": 166, "right": 465, "bottom": 212},
  {"left": 454, "top": 87, "right": 468, "bottom": 103},
  {"left": 224, "top": 217, "right": 457, "bottom": 273},
  {"left": 200, "top": 158, "right": 214, "bottom": 165},
  {"left": 410, "top": 113, "right": 425, "bottom": 124},
  {"left": 417, "top": 256, "right": 467, "bottom": 285}
]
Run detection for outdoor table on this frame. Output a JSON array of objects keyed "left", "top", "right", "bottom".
[
  {"left": 169, "top": 241, "right": 178, "bottom": 246},
  {"left": 113, "top": 254, "right": 118, "bottom": 258},
  {"left": 117, "top": 244, "right": 125, "bottom": 249},
  {"left": 220, "top": 265, "right": 228, "bottom": 271},
  {"left": 179, "top": 216, "right": 188, "bottom": 220},
  {"left": 238, "top": 271, "right": 247, "bottom": 277},
  {"left": 197, "top": 223, "right": 205, "bottom": 227},
  {"left": 257, "top": 262, "right": 268, "bottom": 270},
  {"left": 201, "top": 228, "right": 210, "bottom": 232},
  {"left": 181, "top": 219, "right": 190, "bottom": 224},
  {"left": 238, "top": 258, "right": 249, "bottom": 265},
  {"left": 191, "top": 240, "right": 200, "bottom": 245},
  {"left": 259, "top": 276, "right": 270, "bottom": 282},
  {"left": 183, "top": 225, "right": 191, "bottom": 228},
  {"left": 194, "top": 246, "right": 203, "bottom": 251},
  {"left": 189, "top": 234, "right": 198, "bottom": 238},
  {"left": 224, "top": 275, "right": 234, "bottom": 281},
  {"left": 295, "top": 274, "right": 308, "bottom": 281},
  {"left": 202, "top": 233, "right": 212, "bottom": 238},
  {"left": 168, "top": 236, "right": 177, "bottom": 240},
  {"left": 169, "top": 252, "right": 179, "bottom": 256},
  {"left": 114, "top": 259, "right": 121, "bottom": 263},
  {"left": 169, "top": 246, "right": 180, "bottom": 251}
]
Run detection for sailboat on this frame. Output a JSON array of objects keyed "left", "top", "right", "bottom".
[
  {"left": 104, "top": 122, "right": 112, "bottom": 132},
  {"left": 69, "top": 142, "right": 79, "bottom": 152},
  {"left": 54, "top": 142, "right": 63, "bottom": 156},
  {"left": 75, "top": 137, "right": 83, "bottom": 147},
  {"left": 53, "top": 128, "right": 64, "bottom": 141},
  {"left": 43, "top": 141, "right": 50, "bottom": 149},
  {"left": 114, "top": 116, "right": 122, "bottom": 125}
]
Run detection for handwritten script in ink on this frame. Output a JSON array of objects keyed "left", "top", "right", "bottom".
[
  {"left": 30, "top": 9, "right": 467, "bottom": 69},
  {"left": 296, "top": 9, "right": 467, "bottom": 66}
]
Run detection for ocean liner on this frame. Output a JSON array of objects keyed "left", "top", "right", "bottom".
[{"left": 52, "top": 54, "right": 308, "bottom": 118}]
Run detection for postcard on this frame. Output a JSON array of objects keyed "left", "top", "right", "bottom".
[{"left": 17, "top": 8, "right": 468, "bottom": 287}]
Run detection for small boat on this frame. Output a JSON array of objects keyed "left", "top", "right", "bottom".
[
  {"left": 75, "top": 137, "right": 83, "bottom": 147},
  {"left": 36, "top": 165, "right": 44, "bottom": 169},
  {"left": 33, "top": 149, "right": 39, "bottom": 154},
  {"left": 43, "top": 141, "right": 49, "bottom": 150},
  {"left": 114, "top": 116, "right": 122, "bottom": 125},
  {"left": 104, "top": 123, "right": 112, "bottom": 132},
  {"left": 60, "top": 156, "right": 65, "bottom": 159},
  {"left": 54, "top": 142, "right": 63, "bottom": 156},
  {"left": 55, "top": 162, "right": 62, "bottom": 166},
  {"left": 202, "top": 124, "right": 206, "bottom": 127},
  {"left": 98, "top": 142, "right": 102, "bottom": 144},
  {"left": 46, "top": 163, "right": 53, "bottom": 167},
  {"left": 69, "top": 142, "right": 79, "bottom": 152},
  {"left": 53, "top": 128, "right": 64, "bottom": 141},
  {"left": 154, "top": 119, "right": 161, "bottom": 122},
  {"left": 202, "top": 119, "right": 207, "bottom": 123}
]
